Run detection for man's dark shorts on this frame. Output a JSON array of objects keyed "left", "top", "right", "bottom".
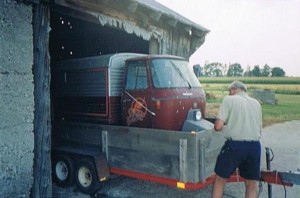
[{"left": 214, "top": 140, "right": 261, "bottom": 180}]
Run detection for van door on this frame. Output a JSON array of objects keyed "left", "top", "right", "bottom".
[{"left": 122, "top": 59, "right": 153, "bottom": 128}]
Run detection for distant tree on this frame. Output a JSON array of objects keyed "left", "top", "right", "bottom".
[
  {"left": 203, "top": 62, "right": 224, "bottom": 77},
  {"left": 271, "top": 67, "right": 285, "bottom": 77},
  {"left": 213, "top": 68, "right": 223, "bottom": 77},
  {"left": 244, "top": 65, "right": 252, "bottom": 77},
  {"left": 203, "top": 63, "right": 214, "bottom": 76},
  {"left": 251, "top": 65, "right": 260, "bottom": 77},
  {"left": 261, "top": 64, "right": 271, "bottom": 77},
  {"left": 227, "top": 63, "right": 243, "bottom": 77}
]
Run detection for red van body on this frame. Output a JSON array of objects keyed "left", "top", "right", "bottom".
[
  {"left": 122, "top": 55, "right": 207, "bottom": 131},
  {"left": 52, "top": 53, "right": 211, "bottom": 132}
]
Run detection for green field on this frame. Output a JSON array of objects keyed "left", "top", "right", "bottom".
[
  {"left": 201, "top": 77, "right": 300, "bottom": 127},
  {"left": 199, "top": 77, "right": 300, "bottom": 84},
  {"left": 200, "top": 77, "right": 300, "bottom": 95}
]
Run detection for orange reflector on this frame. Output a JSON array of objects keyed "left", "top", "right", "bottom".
[
  {"left": 177, "top": 182, "right": 185, "bottom": 189},
  {"left": 100, "top": 177, "right": 106, "bottom": 182},
  {"left": 156, "top": 100, "right": 161, "bottom": 110}
]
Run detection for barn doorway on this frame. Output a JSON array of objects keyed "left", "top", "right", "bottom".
[{"left": 48, "top": 4, "right": 150, "bottom": 189}]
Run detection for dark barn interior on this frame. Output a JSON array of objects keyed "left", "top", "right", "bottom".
[{"left": 49, "top": 6, "right": 149, "bottom": 63}]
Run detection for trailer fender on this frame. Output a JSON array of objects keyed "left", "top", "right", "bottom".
[{"left": 93, "top": 153, "right": 110, "bottom": 182}]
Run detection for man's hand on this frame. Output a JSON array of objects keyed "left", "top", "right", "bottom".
[{"left": 214, "top": 119, "right": 225, "bottom": 132}]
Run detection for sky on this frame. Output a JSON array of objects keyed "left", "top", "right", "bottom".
[{"left": 156, "top": 0, "right": 300, "bottom": 77}]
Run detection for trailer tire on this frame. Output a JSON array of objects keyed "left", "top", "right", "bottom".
[
  {"left": 52, "top": 154, "right": 74, "bottom": 187},
  {"left": 75, "top": 158, "right": 101, "bottom": 195}
]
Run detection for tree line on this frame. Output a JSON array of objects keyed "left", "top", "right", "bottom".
[{"left": 193, "top": 62, "right": 286, "bottom": 77}]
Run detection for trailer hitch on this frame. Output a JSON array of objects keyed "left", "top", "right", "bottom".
[
  {"left": 260, "top": 147, "right": 300, "bottom": 198},
  {"left": 266, "top": 147, "right": 274, "bottom": 198}
]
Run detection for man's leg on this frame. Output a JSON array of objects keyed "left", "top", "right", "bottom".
[
  {"left": 241, "top": 142, "right": 260, "bottom": 198},
  {"left": 212, "top": 175, "right": 227, "bottom": 198},
  {"left": 244, "top": 179, "right": 257, "bottom": 198}
]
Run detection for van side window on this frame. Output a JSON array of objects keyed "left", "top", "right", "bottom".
[{"left": 126, "top": 61, "right": 148, "bottom": 90}]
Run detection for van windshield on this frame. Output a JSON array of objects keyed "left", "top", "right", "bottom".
[{"left": 150, "top": 59, "right": 201, "bottom": 88}]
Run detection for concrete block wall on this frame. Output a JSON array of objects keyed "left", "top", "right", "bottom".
[{"left": 0, "top": 1, "right": 34, "bottom": 197}]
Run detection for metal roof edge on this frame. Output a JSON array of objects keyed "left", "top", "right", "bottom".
[{"left": 136, "top": 0, "right": 210, "bottom": 33}]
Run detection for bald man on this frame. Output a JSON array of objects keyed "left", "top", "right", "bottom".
[{"left": 212, "top": 81, "right": 262, "bottom": 198}]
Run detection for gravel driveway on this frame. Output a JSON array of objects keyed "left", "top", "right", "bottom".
[{"left": 53, "top": 120, "right": 300, "bottom": 198}]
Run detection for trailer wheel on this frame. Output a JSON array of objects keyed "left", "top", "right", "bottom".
[
  {"left": 75, "top": 158, "right": 100, "bottom": 195},
  {"left": 52, "top": 154, "right": 74, "bottom": 187}
]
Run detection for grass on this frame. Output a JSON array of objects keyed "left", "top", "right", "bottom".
[
  {"left": 202, "top": 83, "right": 300, "bottom": 95},
  {"left": 202, "top": 77, "right": 300, "bottom": 127},
  {"left": 199, "top": 76, "right": 300, "bottom": 84},
  {"left": 262, "top": 94, "right": 300, "bottom": 127}
]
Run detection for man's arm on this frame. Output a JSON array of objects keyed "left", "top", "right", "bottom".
[{"left": 214, "top": 118, "right": 225, "bottom": 132}]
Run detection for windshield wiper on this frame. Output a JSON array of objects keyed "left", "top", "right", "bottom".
[{"left": 170, "top": 61, "right": 192, "bottom": 89}]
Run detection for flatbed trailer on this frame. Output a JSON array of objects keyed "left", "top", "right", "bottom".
[
  {"left": 52, "top": 121, "right": 300, "bottom": 195},
  {"left": 52, "top": 121, "right": 225, "bottom": 194}
]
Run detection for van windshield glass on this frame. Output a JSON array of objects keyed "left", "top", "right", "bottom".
[{"left": 150, "top": 59, "right": 201, "bottom": 88}]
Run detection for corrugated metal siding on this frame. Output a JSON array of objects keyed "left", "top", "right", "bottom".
[
  {"left": 55, "top": 69, "right": 106, "bottom": 97},
  {"left": 54, "top": 54, "right": 112, "bottom": 70}
]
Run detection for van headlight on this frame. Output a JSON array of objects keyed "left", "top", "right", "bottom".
[{"left": 194, "top": 110, "right": 202, "bottom": 121}]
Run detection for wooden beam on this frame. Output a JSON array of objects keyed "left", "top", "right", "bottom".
[
  {"left": 150, "top": 11, "right": 162, "bottom": 22},
  {"left": 127, "top": 1, "right": 138, "bottom": 13},
  {"left": 25, "top": 0, "right": 52, "bottom": 4},
  {"left": 179, "top": 139, "right": 188, "bottom": 182},
  {"left": 102, "top": 130, "right": 108, "bottom": 158},
  {"left": 25, "top": 0, "right": 40, "bottom": 3},
  {"left": 168, "top": 17, "right": 177, "bottom": 27},
  {"left": 32, "top": 3, "right": 52, "bottom": 198}
]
